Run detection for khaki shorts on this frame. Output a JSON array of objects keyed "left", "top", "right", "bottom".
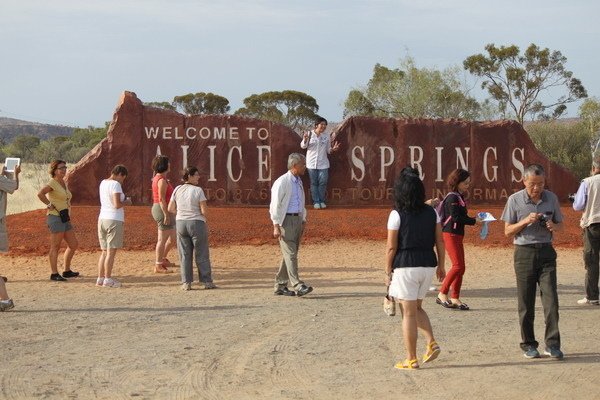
[
  {"left": 98, "top": 219, "right": 124, "bottom": 249},
  {"left": 151, "top": 203, "right": 175, "bottom": 230}
]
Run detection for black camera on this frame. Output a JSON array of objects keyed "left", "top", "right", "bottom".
[{"left": 538, "top": 212, "right": 552, "bottom": 227}]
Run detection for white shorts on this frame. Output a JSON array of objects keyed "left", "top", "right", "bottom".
[{"left": 388, "top": 267, "right": 436, "bottom": 301}]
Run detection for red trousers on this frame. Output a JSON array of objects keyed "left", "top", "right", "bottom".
[{"left": 440, "top": 232, "right": 466, "bottom": 298}]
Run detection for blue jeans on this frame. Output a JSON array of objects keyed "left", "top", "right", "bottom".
[{"left": 308, "top": 168, "right": 328, "bottom": 205}]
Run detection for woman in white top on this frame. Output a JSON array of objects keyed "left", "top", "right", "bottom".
[
  {"left": 168, "top": 167, "right": 216, "bottom": 290},
  {"left": 385, "top": 172, "right": 446, "bottom": 370},
  {"left": 96, "top": 165, "right": 131, "bottom": 288}
]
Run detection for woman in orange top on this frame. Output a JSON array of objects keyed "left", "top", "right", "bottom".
[
  {"left": 151, "top": 155, "right": 176, "bottom": 273},
  {"left": 37, "top": 160, "right": 79, "bottom": 281}
]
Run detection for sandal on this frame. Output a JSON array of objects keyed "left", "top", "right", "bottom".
[
  {"left": 154, "top": 263, "right": 172, "bottom": 274},
  {"left": 450, "top": 299, "right": 470, "bottom": 310},
  {"left": 162, "top": 258, "right": 175, "bottom": 268},
  {"left": 422, "top": 341, "right": 441, "bottom": 363},
  {"left": 394, "top": 358, "right": 419, "bottom": 370},
  {"left": 436, "top": 297, "right": 456, "bottom": 309}
]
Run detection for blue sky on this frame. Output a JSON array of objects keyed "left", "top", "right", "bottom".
[{"left": 0, "top": 0, "right": 597, "bottom": 127}]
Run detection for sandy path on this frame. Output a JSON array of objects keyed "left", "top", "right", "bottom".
[{"left": 0, "top": 242, "right": 599, "bottom": 399}]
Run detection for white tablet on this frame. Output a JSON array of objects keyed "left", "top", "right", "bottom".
[{"left": 4, "top": 158, "right": 20, "bottom": 173}]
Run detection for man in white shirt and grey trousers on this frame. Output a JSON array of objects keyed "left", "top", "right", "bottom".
[{"left": 270, "top": 153, "right": 313, "bottom": 297}]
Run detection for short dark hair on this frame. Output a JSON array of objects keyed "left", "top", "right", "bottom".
[
  {"left": 111, "top": 164, "right": 128, "bottom": 177},
  {"left": 446, "top": 169, "right": 471, "bottom": 192},
  {"left": 394, "top": 173, "right": 425, "bottom": 212},
  {"left": 182, "top": 166, "right": 199, "bottom": 182},
  {"left": 314, "top": 116, "right": 327, "bottom": 127},
  {"left": 152, "top": 155, "right": 170, "bottom": 173}
]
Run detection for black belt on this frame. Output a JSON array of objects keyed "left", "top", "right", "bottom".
[
  {"left": 286, "top": 213, "right": 299, "bottom": 216},
  {"left": 518, "top": 243, "right": 552, "bottom": 249}
]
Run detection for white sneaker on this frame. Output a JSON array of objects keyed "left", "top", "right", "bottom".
[
  {"left": 320, "top": 202, "right": 327, "bottom": 209},
  {"left": 577, "top": 297, "right": 600, "bottom": 305},
  {"left": 181, "top": 282, "right": 192, "bottom": 291},
  {"left": 96, "top": 277, "right": 105, "bottom": 287},
  {"left": 103, "top": 278, "right": 121, "bottom": 288},
  {"left": 313, "top": 203, "right": 321, "bottom": 209}
]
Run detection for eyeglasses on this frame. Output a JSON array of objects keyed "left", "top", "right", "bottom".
[{"left": 57, "top": 166, "right": 68, "bottom": 170}]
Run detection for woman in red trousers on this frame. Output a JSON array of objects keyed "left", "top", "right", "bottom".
[{"left": 436, "top": 169, "right": 480, "bottom": 310}]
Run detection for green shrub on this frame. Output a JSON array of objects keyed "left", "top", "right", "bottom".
[{"left": 526, "top": 120, "right": 591, "bottom": 180}]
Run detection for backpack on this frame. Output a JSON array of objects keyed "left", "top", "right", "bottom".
[{"left": 435, "top": 191, "right": 465, "bottom": 229}]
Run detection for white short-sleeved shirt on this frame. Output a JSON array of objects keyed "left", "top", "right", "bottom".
[
  {"left": 99, "top": 179, "right": 125, "bottom": 222},
  {"left": 172, "top": 184, "right": 207, "bottom": 222},
  {"left": 387, "top": 209, "right": 441, "bottom": 230}
]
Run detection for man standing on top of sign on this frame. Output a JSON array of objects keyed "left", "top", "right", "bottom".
[{"left": 300, "top": 117, "right": 340, "bottom": 209}]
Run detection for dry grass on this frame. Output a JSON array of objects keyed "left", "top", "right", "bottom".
[{"left": 6, "top": 163, "right": 49, "bottom": 215}]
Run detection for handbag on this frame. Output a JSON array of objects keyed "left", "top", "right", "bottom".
[
  {"left": 59, "top": 208, "right": 70, "bottom": 223},
  {"left": 383, "top": 293, "right": 396, "bottom": 316}
]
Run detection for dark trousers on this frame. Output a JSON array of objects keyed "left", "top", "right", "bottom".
[
  {"left": 514, "top": 245, "right": 560, "bottom": 350},
  {"left": 583, "top": 224, "right": 600, "bottom": 301}
]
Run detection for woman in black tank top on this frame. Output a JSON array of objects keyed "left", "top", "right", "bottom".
[{"left": 385, "top": 173, "right": 446, "bottom": 369}]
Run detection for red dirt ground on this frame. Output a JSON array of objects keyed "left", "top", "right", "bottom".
[{"left": 5, "top": 205, "right": 584, "bottom": 256}]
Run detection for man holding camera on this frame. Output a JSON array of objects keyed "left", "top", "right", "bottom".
[
  {"left": 572, "top": 158, "right": 600, "bottom": 306},
  {"left": 501, "top": 164, "right": 564, "bottom": 360},
  {"left": 0, "top": 162, "right": 20, "bottom": 311}
]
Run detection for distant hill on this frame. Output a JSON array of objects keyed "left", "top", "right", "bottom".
[{"left": 0, "top": 117, "right": 74, "bottom": 143}]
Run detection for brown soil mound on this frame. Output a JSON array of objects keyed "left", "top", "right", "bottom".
[{"left": 6, "top": 205, "right": 583, "bottom": 256}]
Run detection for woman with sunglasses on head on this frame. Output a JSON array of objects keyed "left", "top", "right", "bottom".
[
  {"left": 168, "top": 166, "right": 216, "bottom": 290},
  {"left": 151, "top": 155, "right": 176, "bottom": 273},
  {"left": 37, "top": 160, "right": 79, "bottom": 282}
]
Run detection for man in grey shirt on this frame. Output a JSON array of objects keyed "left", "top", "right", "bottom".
[{"left": 501, "top": 164, "right": 564, "bottom": 360}]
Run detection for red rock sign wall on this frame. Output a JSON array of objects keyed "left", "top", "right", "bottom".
[
  {"left": 329, "top": 117, "right": 578, "bottom": 205},
  {"left": 67, "top": 91, "right": 578, "bottom": 206}
]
